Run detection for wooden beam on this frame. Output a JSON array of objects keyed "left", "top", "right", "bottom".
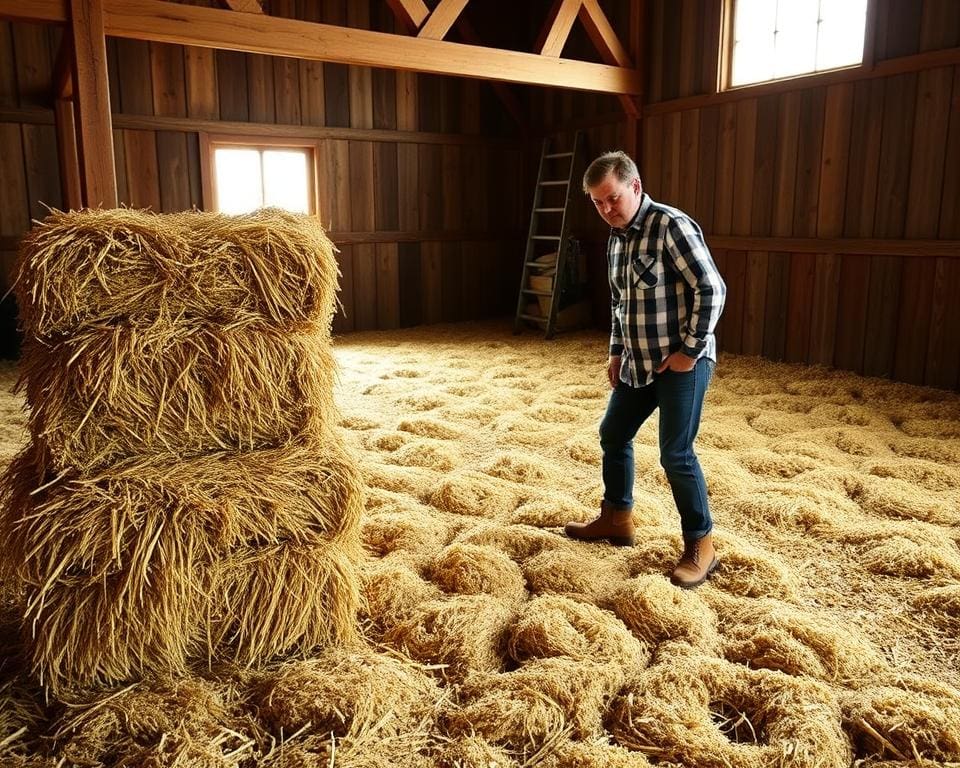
[
  {"left": 97, "top": 0, "right": 641, "bottom": 95},
  {"left": 708, "top": 235, "right": 960, "bottom": 259},
  {"left": 53, "top": 32, "right": 74, "bottom": 99},
  {"left": 578, "top": 0, "right": 639, "bottom": 116},
  {"left": 70, "top": 0, "right": 117, "bottom": 207},
  {"left": 54, "top": 98, "right": 83, "bottom": 209},
  {"left": 0, "top": 0, "right": 65, "bottom": 23},
  {"left": 418, "top": 0, "right": 469, "bottom": 40},
  {"left": 537, "top": 0, "right": 582, "bottom": 57},
  {"left": 220, "top": 0, "right": 262, "bottom": 12}
]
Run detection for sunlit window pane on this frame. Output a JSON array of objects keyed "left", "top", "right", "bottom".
[
  {"left": 817, "top": 0, "right": 868, "bottom": 70},
  {"left": 215, "top": 148, "right": 263, "bottom": 214},
  {"left": 729, "top": 0, "right": 866, "bottom": 88},
  {"left": 263, "top": 150, "right": 310, "bottom": 214}
]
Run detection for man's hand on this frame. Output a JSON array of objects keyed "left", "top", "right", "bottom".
[
  {"left": 607, "top": 356, "right": 621, "bottom": 388},
  {"left": 656, "top": 351, "right": 696, "bottom": 374}
]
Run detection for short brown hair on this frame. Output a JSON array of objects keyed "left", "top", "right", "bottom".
[{"left": 582, "top": 150, "right": 640, "bottom": 193}]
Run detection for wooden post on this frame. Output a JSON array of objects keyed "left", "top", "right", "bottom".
[
  {"left": 70, "top": 0, "right": 117, "bottom": 207},
  {"left": 54, "top": 99, "right": 83, "bottom": 210}
]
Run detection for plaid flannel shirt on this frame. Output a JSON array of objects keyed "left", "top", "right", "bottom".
[{"left": 609, "top": 193, "right": 726, "bottom": 387}]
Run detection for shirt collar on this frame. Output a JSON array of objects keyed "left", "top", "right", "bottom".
[{"left": 611, "top": 193, "right": 651, "bottom": 237}]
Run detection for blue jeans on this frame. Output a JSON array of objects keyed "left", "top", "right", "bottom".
[{"left": 600, "top": 358, "right": 714, "bottom": 540}]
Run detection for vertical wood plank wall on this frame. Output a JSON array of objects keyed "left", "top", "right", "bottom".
[{"left": 0, "top": 2, "right": 524, "bottom": 334}]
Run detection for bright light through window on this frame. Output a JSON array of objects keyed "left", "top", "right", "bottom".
[
  {"left": 730, "top": 0, "right": 868, "bottom": 88},
  {"left": 213, "top": 146, "right": 312, "bottom": 214}
]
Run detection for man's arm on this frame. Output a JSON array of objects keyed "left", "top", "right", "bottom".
[{"left": 663, "top": 217, "right": 726, "bottom": 357}]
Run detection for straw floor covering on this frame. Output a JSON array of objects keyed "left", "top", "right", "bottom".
[{"left": 2, "top": 320, "right": 959, "bottom": 767}]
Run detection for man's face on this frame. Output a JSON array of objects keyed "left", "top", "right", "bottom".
[{"left": 588, "top": 172, "right": 642, "bottom": 229}]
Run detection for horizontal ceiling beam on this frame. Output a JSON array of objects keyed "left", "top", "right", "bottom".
[{"left": 0, "top": 0, "right": 642, "bottom": 96}]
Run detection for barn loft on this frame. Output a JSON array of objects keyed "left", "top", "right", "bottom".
[{"left": 0, "top": 1, "right": 959, "bottom": 766}]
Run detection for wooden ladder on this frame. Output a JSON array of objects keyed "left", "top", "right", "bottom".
[{"left": 514, "top": 131, "right": 583, "bottom": 339}]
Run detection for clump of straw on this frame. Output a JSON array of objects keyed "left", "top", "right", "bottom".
[
  {"left": 361, "top": 560, "right": 443, "bottom": 638},
  {"left": 20, "top": 321, "right": 336, "bottom": 472},
  {"left": 840, "top": 676, "right": 960, "bottom": 761},
  {"left": 608, "top": 656, "right": 850, "bottom": 768},
  {"left": 255, "top": 647, "right": 439, "bottom": 742},
  {"left": 707, "top": 593, "right": 888, "bottom": 684},
  {"left": 455, "top": 520, "right": 571, "bottom": 562},
  {"left": 522, "top": 548, "right": 627, "bottom": 603},
  {"left": 435, "top": 736, "right": 518, "bottom": 767},
  {"left": 14, "top": 208, "right": 339, "bottom": 335},
  {"left": 445, "top": 658, "right": 618, "bottom": 745},
  {"left": 52, "top": 678, "right": 254, "bottom": 768},
  {"left": 507, "top": 594, "right": 649, "bottom": 670},
  {"left": 911, "top": 584, "right": 960, "bottom": 633},
  {"left": 429, "top": 471, "right": 521, "bottom": 518},
  {"left": 609, "top": 574, "right": 719, "bottom": 655},
  {"left": 537, "top": 739, "right": 654, "bottom": 767},
  {"left": 384, "top": 595, "right": 515, "bottom": 679},
  {"left": 429, "top": 543, "right": 527, "bottom": 602}
]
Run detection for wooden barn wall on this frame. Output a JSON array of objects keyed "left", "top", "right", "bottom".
[
  {"left": 0, "top": 1, "right": 525, "bottom": 335},
  {"left": 535, "top": 0, "right": 960, "bottom": 392}
]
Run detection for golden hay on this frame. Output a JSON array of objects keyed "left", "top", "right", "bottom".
[
  {"left": 707, "top": 594, "right": 889, "bottom": 684},
  {"left": 608, "top": 656, "right": 850, "bottom": 768},
  {"left": 388, "top": 439, "right": 459, "bottom": 472},
  {"left": 445, "top": 658, "right": 621, "bottom": 745},
  {"left": 522, "top": 548, "right": 626, "bottom": 602},
  {"left": 536, "top": 740, "right": 654, "bottom": 768},
  {"left": 429, "top": 543, "right": 527, "bottom": 602},
  {"left": 851, "top": 474, "right": 960, "bottom": 526},
  {"left": 397, "top": 418, "right": 464, "bottom": 441},
  {"left": 454, "top": 521, "right": 569, "bottom": 562},
  {"left": 509, "top": 493, "right": 595, "bottom": 528},
  {"left": 911, "top": 584, "right": 960, "bottom": 633},
  {"left": 361, "top": 560, "right": 443, "bottom": 637},
  {"left": 429, "top": 471, "right": 521, "bottom": 518},
  {"left": 706, "top": 536, "right": 800, "bottom": 600},
  {"left": 435, "top": 736, "right": 519, "bottom": 768},
  {"left": 1, "top": 439, "right": 362, "bottom": 690},
  {"left": 609, "top": 574, "right": 719, "bottom": 654},
  {"left": 860, "top": 536, "right": 960, "bottom": 581},
  {"left": 14, "top": 208, "right": 339, "bottom": 336},
  {"left": 255, "top": 648, "right": 439, "bottom": 742},
  {"left": 383, "top": 595, "right": 515, "bottom": 679},
  {"left": 507, "top": 594, "right": 650, "bottom": 669},
  {"left": 840, "top": 676, "right": 960, "bottom": 761},
  {"left": 362, "top": 507, "right": 452, "bottom": 563},
  {"left": 19, "top": 321, "right": 336, "bottom": 472},
  {"left": 864, "top": 456, "right": 960, "bottom": 493},
  {"left": 207, "top": 543, "right": 359, "bottom": 667},
  {"left": 52, "top": 678, "right": 253, "bottom": 768}
]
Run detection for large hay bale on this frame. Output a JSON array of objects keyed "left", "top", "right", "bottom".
[
  {"left": 14, "top": 208, "right": 338, "bottom": 336},
  {"left": 20, "top": 320, "right": 336, "bottom": 472},
  {"left": 1, "top": 438, "right": 362, "bottom": 691},
  {"left": 608, "top": 657, "right": 850, "bottom": 768}
]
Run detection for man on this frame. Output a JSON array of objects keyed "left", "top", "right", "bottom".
[{"left": 564, "top": 151, "right": 726, "bottom": 589}]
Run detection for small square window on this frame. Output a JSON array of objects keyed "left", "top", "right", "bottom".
[
  {"left": 726, "top": 0, "right": 869, "bottom": 89},
  {"left": 204, "top": 137, "right": 316, "bottom": 215}
]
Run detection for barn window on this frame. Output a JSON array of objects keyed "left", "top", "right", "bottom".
[
  {"left": 726, "top": 0, "right": 869, "bottom": 88},
  {"left": 201, "top": 136, "right": 317, "bottom": 215}
]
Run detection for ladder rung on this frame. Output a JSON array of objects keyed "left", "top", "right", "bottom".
[
  {"left": 539, "top": 180, "right": 568, "bottom": 186},
  {"left": 532, "top": 235, "right": 561, "bottom": 240},
  {"left": 535, "top": 207, "right": 564, "bottom": 212},
  {"left": 545, "top": 151, "right": 573, "bottom": 158},
  {"left": 519, "top": 314, "right": 548, "bottom": 324},
  {"left": 521, "top": 289, "right": 553, "bottom": 296}
]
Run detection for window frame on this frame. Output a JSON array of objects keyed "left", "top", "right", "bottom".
[
  {"left": 719, "top": 0, "right": 877, "bottom": 93},
  {"left": 199, "top": 133, "right": 320, "bottom": 217}
]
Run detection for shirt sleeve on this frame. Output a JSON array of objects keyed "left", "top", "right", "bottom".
[
  {"left": 608, "top": 247, "right": 624, "bottom": 357},
  {"left": 663, "top": 216, "right": 726, "bottom": 358}
]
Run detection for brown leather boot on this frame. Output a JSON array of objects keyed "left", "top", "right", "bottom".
[
  {"left": 564, "top": 501, "right": 635, "bottom": 546},
  {"left": 670, "top": 533, "right": 718, "bottom": 588}
]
